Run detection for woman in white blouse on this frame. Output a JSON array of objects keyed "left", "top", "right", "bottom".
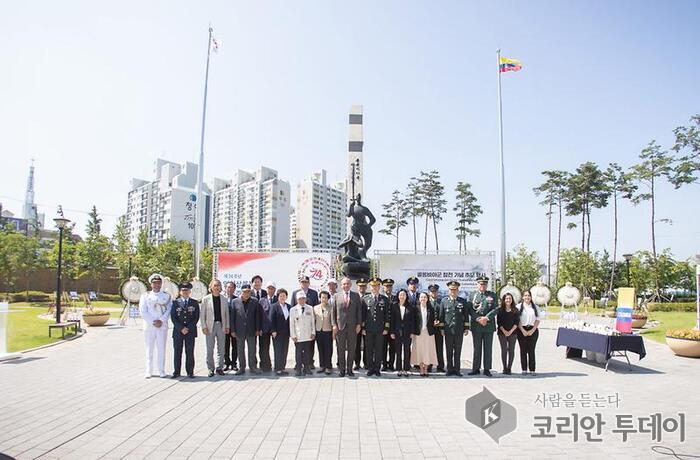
[
  {"left": 516, "top": 290, "right": 540, "bottom": 376},
  {"left": 410, "top": 292, "right": 438, "bottom": 377}
]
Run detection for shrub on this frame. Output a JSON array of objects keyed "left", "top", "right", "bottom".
[
  {"left": 647, "top": 302, "right": 696, "bottom": 312},
  {"left": 666, "top": 329, "right": 700, "bottom": 341},
  {"left": 98, "top": 293, "right": 121, "bottom": 302},
  {"left": 7, "top": 291, "right": 52, "bottom": 303}
]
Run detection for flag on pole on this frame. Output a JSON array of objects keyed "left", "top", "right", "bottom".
[
  {"left": 211, "top": 37, "right": 221, "bottom": 52},
  {"left": 499, "top": 56, "right": 522, "bottom": 73}
]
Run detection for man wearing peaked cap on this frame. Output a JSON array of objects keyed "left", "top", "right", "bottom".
[
  {"left": 171, "top": 281, "right": 200, "bottom": 378},
  {"left": 380, "top": 278, "right": 396, "bottom": 371},
  {"left": 468, "top": 275, "right": 498, "bottom": 377},
  {"left": 139, "top": 273, "right": 172, "bottom": 379},
  {"left": 438, "top": 280, "right": 471, "bottom": 376},
  {"left": 291, "top": 275, "right": 319, "bottom": 368},
  {"left": 230, "top": 283, "right": 263, "bottom": 375},
  {"left": 362, "top": 277, "right": 390, "bottom": 376}
]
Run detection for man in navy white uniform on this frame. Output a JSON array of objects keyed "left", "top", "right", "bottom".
[{"left": 139, "top": 273, "right": 172, "bottom": 378}]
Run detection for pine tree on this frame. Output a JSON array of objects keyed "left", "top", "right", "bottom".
[{"left": 453, "top": 182, "right": 482, "bottom": 254}]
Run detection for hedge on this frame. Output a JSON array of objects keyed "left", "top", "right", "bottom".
[{"left": 647, "top": 302, "right": 696, "bottom": 312}]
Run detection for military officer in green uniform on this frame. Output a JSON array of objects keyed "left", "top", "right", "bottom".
[
  {"left": 468, "top": 276, "right": 498, "bottom": 377},
  {"left": 437, "top": 281, "right": 470, "bottom": 376},
  {"left": 362, "top": 277, "right": 390, "bottom": 376}
]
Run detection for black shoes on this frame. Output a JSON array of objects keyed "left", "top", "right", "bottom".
[
  {"left": 437, "top": 367, "right": 445, "bottom": 373},
  {"left": 316, "top": 368, "right": 326, "bottom": 374},
  {"left": 234, "top": 370, "right": 245, "bottom": 375},
  {"left": 171, "top": 374, "right": 180, "bottom": 379},
  {"left": 353, "top": 365, "right": 360, "bottom": 371},
  {"left": 188, "top": 373, "right": 195, "bottom": 378},
  {"left": 208, "top": 370, "right": 215, "bottom": 377},
  {"left": 367, "top": 370, "right": 374, "bottom": 376},
  {"left": 216, "top": 368, "right": 225, "bottom": 376},
  {"left": 483, "top": 370, "right": 492, "bottom": 377},
  {"left": 224, "top": 365, "right": 231, "bottom": 371},
  {"left": 339, "top": 370, "right": 346, "bottom": 377},
  {"left": 295, "top": 370, "right": 303, "bottom": 376},
  {"left": 325, "top": 369, "right": 332, "bottom": 375},
  {"left": 304, "top": 368, "right": 313, "bottom": 375},
  {"left": 347, "top": 370, "right": 355, "bottom": 377},
  {"left": 467, "top": 370, "right": 480, "bottom": 376}
]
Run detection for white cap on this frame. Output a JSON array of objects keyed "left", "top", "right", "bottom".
[
  {"left": 148, "top": 273, "right": 164, "bottom": 283},
  {"left": 327, "top": 278, "right": 338, "bottom": 285},
  {"left": 266, "top": 281, "right": 276, "bottom": 288},
  {"left": 296, "top": 290, "right": 307, "bottom": 299}
]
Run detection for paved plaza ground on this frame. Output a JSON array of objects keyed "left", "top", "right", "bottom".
[{"left": 1, "top": 316, "right": 698, "bottom": 459}]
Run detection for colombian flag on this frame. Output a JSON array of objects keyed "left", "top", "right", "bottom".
[{"left": 499, "top": 56, "right": 522, "bottom": 73}]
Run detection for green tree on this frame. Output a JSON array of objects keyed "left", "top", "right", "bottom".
[
  {"left": 111, "top": 216, "right": 133, "bottom": 280},
  {"left": 564, "top": 162, "right": 610, "bottom": 253},
  {"left": 533, "top": 170, "right": 569, "bottom": 285},
  {"left": 604, "top": 163, "right": 637, "bottom": 296},
  {"left": 0, "top": 231, "right": 30, "bottom": 294},
  {"left": 417, "top": 170, "right": 447, "bottom": 252},
  {"left": 47, "top": 223, "right": 80, "bottom": 286},
  {"left": 405, "top": 177, "right": 423, "bottom": 254},
  {"left": 379, "top": 190, "right": 409, "bottom": 253},
  {"left": 453, "top": 182, "right": 482, "bottom": 254},
  {"left": 77, "top": 206, "right": 112, "bottom": 292},
  {"left": 556, "top": 248, "right": 602, "bottom": 295},
  {"left": 132, "top": 227, "right": 157, "bottom": 280},
  {"left": 505, "top": 245, "right": 541, "bottom": 290},
  {"left": 671, "top": 114, "right": 700, "bottom": 187},
  {"left": 629, "top": 141, "right": 676, "bottom": 297},
  {"left": 199, "top": 246, "right": 213, "bottom": 284}
]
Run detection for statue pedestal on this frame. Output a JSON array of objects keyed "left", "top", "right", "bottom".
[
  {"left": 0, "top": 302, "right": 20, "bottom": 362},
  {"left": 341, "top": 261, "right": 371, "bottom": 281}
]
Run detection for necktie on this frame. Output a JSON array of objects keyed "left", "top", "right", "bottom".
[{"left": 345, "top": 292, "right": 349, "bottom": 309}]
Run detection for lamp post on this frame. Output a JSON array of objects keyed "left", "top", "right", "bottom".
[
  {"left": 623, "top": 253, "right": 633, "bottom": 287},
  {"left": 53, "top": 211, "right": 71, "bottom": 324}
]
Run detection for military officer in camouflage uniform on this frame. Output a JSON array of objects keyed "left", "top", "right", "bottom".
[
  {"left": 362, "top": 277, "right": 390, "bottom": 376},
  {"left": 381, "top": 278, "right": 396, "bottom": 371},
  {"left": 353, "top": 278, "right": 369, "bottom": 370},
  {"left": 467, "top": 276, "right": 498, "bottom": 377},
  {"left": 437, "top": 281, "right": 470, "bottom": 376}
]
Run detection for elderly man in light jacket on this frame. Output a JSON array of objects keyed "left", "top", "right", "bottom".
[
  {"left": 290, "top": 291, "right": 315, "bottom": 376},
  {"left": 200, "top": 279, "right": 230, "bottom": 377}
]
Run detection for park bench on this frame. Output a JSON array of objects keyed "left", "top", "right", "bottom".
[{"left": 48, "top": 322, "right": 78, "bottom": 338}]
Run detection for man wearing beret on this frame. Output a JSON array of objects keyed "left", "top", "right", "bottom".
[
  {"left": 362, "top": 277, "right": 390, "bottom": 377},
  {"left": 468, "top": 276, "right": 499, "bottom": 377},
  {"left": 381, "top": 279, "right": 396, "bottom": 371},
  {"left": 139, "top": 273, "right": 172, "bottom": 379},
  {"left": 171, "top": 282, "right": 200, "bottom": 378},
  {"left": 428, "top": 284, "right": 445, "bottom": 373},
  {"left": 353, "top": 278, "right": 369, "bottom": 371},
  {"left": 438, "top": 281, "right": 471, "bottom": 376}
]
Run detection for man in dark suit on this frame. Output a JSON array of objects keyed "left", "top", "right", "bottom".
[
  {"left": 251, "top": 275, "right": 267, "bottom": 301},
  {"left": 223, "top": 281, "right": 238, "bottom": 371},
  {"left": 381, "top": 278, "right": 397, "bottom": 371},
  {"left": 406, "top": 276, "right": 420, "bottom": 306},
  {"left": 171, "top": 282, "right": 200, "bottom": 378},
  {"left": 428, "top": 283, "right": 445, "bottom": 373},
  {"left": 258, "top": 281, "right": 276, "bottom": 373},
  {"left": 291, "top": 275, "right": 319, "bottom": 368},
  {"left": 353, "top": 278, "right": 369, "bottom": 370},
  {"left": 230, "top": 284, "right": 262, "bottom": 375},
  {"left": 331, "top": 277, "right": 363, "bottom": 377}
]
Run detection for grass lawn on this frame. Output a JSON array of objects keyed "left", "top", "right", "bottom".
[
  {"left": 6, "top": 306, "right": 67, "bottom": 352},
  {"left": 5, "top": 301, "right": 123, "bottom": 352},
  {"left": 639, "top": 311, "right": 697, "bottom": 343}
]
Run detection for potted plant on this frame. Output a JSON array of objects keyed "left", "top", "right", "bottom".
[
  {"left": 666, "top": 329, "right": 700, "bottom": 358},
  {"left": 631, "top": 311, "right": 648, "bottom": 329},
  {"left": 82, "top": 308, "right": 111, "bottom": 326}
]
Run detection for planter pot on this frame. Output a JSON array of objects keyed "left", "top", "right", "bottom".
[
  {"left": 666, "top": 337, "right": 700, "bottom": 358},
  {"left": 83, "top": 314, "right": 110, "bottom": 327},
  {"left": 631, "top": 317, "right": 648, "bottom": 329}
]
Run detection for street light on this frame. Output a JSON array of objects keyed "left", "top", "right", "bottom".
[
  {"left": 53, "top": 210, "right": 71, "bottom": 325},
  {"left": 623, "top": 253, "right": 633, "bottom": 287}
]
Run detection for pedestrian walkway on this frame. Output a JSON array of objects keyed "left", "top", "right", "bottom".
[{"left": 1, "top": 319, "right": 698, "bottom": 459}]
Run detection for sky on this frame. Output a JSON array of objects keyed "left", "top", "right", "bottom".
[{"left": 1, "top": 0, "right": 699, "bottom": 264}]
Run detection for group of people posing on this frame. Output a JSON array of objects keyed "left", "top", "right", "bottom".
[{"left": 138, "top": 273, "right": 541, "bottom": 379}]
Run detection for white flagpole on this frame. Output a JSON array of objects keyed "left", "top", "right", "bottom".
[
  {"left": 497, "top": 48, "right": 506, "bottom": 285},
  {"left": 195, "top": 26, "right": 213, "bottom": 279}
]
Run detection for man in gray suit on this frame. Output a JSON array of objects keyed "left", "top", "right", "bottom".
[
  {"left": 331, "top": 277, "right": 364, "bottom": 377},
  {"left": 230, "top": 284, "right": 262, "bottom": 375}
]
